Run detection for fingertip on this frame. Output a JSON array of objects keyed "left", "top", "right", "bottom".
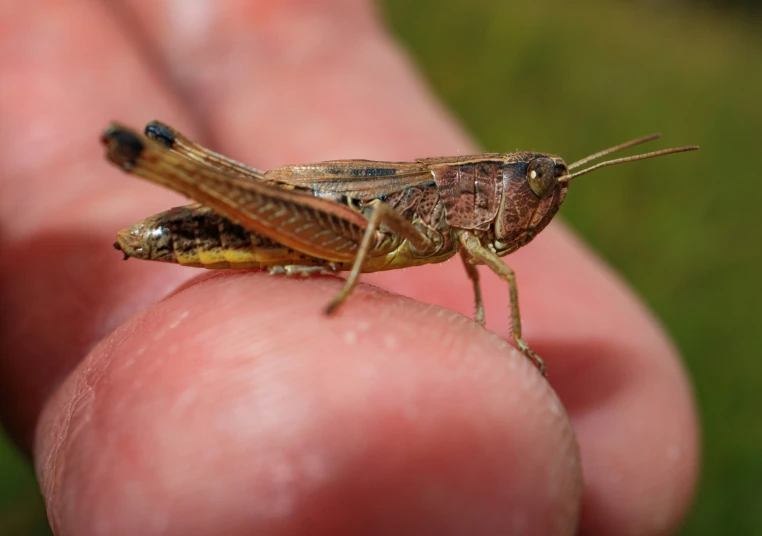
[{"left": 36, "top": 273, "right": 582, "bottom": 535}]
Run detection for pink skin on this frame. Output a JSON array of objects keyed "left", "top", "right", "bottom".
[{"left": 0, "top": 1, "right": 698, "bottom": 535}]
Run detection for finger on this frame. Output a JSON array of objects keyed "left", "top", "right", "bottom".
[
  {"left": 116, "top": 1, "right": 699, "bottom": 534},
  {"left": 115, "top": 0, "right": 473, "bottom": 165},
  {"left": 0, "top": 0, "right": 201, "bottom": 448},
  {"left": 36, "top": 273, "right": 581, "bottom": 536}
]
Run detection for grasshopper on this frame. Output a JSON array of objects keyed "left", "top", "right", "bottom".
[{"left": 102, "top": 121, "right": 697, "bottom": 376}]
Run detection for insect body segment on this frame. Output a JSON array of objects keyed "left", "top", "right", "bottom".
[
  {"left": 114, "top": 203, "right": 340, "bottom": 270},
  {"left": 103, "top": 121, "right": 697, "bottom": 377}
]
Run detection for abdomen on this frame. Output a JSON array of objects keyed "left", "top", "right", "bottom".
[{"left": 116, "top": 204, "right": 335, "bottom": 270}]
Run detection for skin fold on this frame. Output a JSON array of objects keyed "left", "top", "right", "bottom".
[{"left": 0, "top": 1, "right": 698, "bottom": 535}]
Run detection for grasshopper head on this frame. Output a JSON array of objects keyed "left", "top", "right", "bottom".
[
  {"left": 491, "top": 153, "right": 570, "bottom": 255},
  {"left": 491, "top": 136, "right": 698, "bottom": 256}
]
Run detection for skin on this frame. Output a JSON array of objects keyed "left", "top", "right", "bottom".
[{"left": 0, "top": 1, "right": 698, "bottom": 535}]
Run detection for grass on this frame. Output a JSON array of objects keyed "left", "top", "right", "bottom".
[{"left": 1, "top": 0, "right": 759, "bottom": 533}]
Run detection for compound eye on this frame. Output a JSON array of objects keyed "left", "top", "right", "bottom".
[{"left": 527, "top": 157, "right": 557, "bottom": 198}]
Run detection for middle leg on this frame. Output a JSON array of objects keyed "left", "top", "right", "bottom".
[
  {"left": 458, "top": 231, "right": 546, "bottom": 376},
  {"left": 460, "top": 249, "right": 485, "bottom": 326}
]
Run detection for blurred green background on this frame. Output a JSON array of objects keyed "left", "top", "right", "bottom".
[{"left": 1, "top": 0, "right": 759, "bottom": 534}]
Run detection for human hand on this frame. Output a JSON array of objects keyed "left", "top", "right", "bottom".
[{"left": 0, "top": 2, "right": 698, "bottom": 534}]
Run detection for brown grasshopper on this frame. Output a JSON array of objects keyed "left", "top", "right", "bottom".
[{"left": 101, "top": 121, "right": 697, "bottom": 376}]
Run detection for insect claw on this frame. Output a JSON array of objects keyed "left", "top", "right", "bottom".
[
  {"left": 324, "top": 300, "right": 341, "bottom": 316},
  {"left": 515, "top": 337, "right": 547, "bottom": 377}
]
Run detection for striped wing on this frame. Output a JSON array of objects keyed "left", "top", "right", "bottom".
[{"left": 264, "top": 160, "right": 434, "bottom": 199}]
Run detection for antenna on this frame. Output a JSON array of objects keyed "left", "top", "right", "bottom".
[
  {"left": 568, "top": 134, "right": 662, "bottom": 170},
  {"left": 563, "top": 145, "right": 699, "bottom": 181}
]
